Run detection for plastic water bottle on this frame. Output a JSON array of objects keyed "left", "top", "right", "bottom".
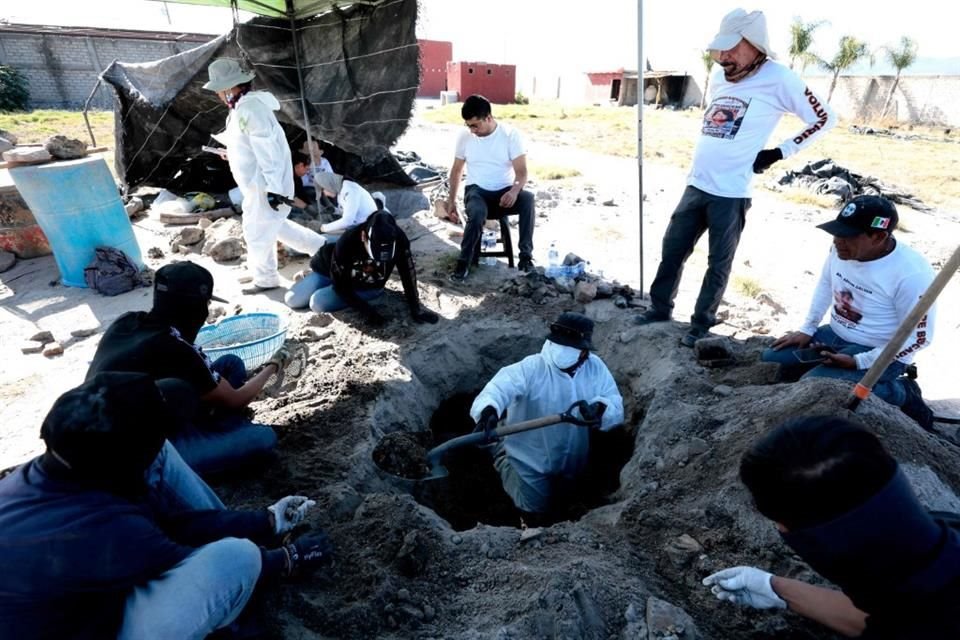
[
  {"left": 481, "top": 230, "right": 497, "bottom": 265},
  {"left": 547, "top": 241, "right": 560, "bottom": 276}
]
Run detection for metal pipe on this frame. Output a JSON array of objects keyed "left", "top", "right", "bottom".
[{"left": 636, "top": 0, "right": 645, "bottom": 293}]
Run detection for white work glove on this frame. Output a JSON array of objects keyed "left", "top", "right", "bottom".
[
  {"left": 702, "top": 566, "right": 787, "bottom": 610},
  {"left": 267, "top": 495, "right": 316, "bottom": 535}
]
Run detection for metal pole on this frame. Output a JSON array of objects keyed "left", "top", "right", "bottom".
[
  {"left": 288, "top": 0, "right": 318, "bottom": 167},
  {"left": 845, "top": 243, "right": 960, "bottom": 411},
  {"left": 636, "top": 0, "right": 644, "bottom": 293}
]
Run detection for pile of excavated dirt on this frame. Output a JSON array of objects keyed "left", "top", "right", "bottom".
[{"left": 208, "top": 254, "right": 960, "bottom": 639}]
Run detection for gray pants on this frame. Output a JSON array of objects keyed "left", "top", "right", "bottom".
[
  {"left": 648, "top": 186, "right": 751, "bottom": 330},
  {"left": 460, "top": 185, "right": 535, "bottom": 264}
]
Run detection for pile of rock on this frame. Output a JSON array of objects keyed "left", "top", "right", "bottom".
[
  {"left": 500, "top": 267, "right": 636, "bottom": 306},
  {"left": 20, "top": 327, "right": 99, "bottom": 358}
]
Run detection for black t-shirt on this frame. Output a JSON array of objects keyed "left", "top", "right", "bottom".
[{"left": 86, "top": 311, "right": 219, "bottom": 395}]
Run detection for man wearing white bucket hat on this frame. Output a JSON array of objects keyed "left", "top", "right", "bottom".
[
  {"left": 204, "top": 58, "right": 326, "bottom": 294},
  {"left": 636, "top": 9, "right": 836, "bottom": 348}
]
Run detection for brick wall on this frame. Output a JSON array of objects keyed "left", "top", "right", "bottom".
[{"left": 0, "top": 25, "right": 212, "bottom": 109}]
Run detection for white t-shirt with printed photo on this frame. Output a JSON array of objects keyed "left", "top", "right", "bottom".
[{"left": 455, "top": 121, "right": 526, "bottom": 191}]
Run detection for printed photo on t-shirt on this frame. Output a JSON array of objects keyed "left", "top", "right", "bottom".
[
  {"left": 703, "top": 97, "right": 749, "bottom": 139},
  {"left": 833, "top": 288, "right": 864, "bottom": 325}
]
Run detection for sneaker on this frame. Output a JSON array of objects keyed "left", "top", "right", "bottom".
[
  {"left": 241, "top": 284, "right": 279, "bottom": 295},
  {"left": 680, "top": 326, "right": 709, "bottom": 348},
  {"left": 518, "top": 256, "right": 535, "bottom": 273},
  {"left": 633, "top": 309, "right": 671, "bottom": 326},
  {"left": 449, "top": 261, "right": 469, "bottom": 283}
]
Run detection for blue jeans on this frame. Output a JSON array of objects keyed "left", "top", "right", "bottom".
[
  {"left": 168, "top": 355, "right": 278, "bottom": 477},
  {"left": 649, "top": 186, "right": 751, "bottom": 330},
  {"left": 761, "top": 325, "right": 907, "bottom": 406},
  {"left": 118, "top": 537, "right": 261, "bottom": 640},
  {"left": 146, "top": 440, "right": 225, "bottom": 512},
  {"left": 285, "top": 271, "right": 383, "bottom": 313}
]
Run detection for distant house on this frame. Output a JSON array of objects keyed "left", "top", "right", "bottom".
[
  {"left": 642, "top": 71, "right": 701, "bottom": 109},
  {"left": 585, "top": 69, "right": 638, "bottom": 106},
  {"left": 417, "top": 39, "right": 452, "bottom": 97},
  {"left": 446, "top": 61, "right": 516, "bottom": 104}
]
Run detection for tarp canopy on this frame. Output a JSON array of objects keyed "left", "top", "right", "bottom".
[
  {"left": 103, "top": 0, "right": 419, "bottom": 191},
  {"left": 149, "top": 0, "right": 358, "bottom": 21}
]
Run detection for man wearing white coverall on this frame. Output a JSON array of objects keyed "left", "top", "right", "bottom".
[
  {"left": 470, "top": 312, "right": 624, "bottom": 515},
  {"left": 204, "top": 58, "right": 325, "bottom": 293}
]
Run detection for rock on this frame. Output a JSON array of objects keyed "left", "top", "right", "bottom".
[
  {"left": 319, "top": 350, "right": 337, "bottom": 360},
  {"left": 29, "top": 330, "right": 54, "bottom": 344},
  {"left": 0, "top": 250, "right": 16, "bottom": 273},
  {"left": 694, "top": 337, "right": 733, "bottom": 366},
  {"left": 3, "top": 147, "right": 52, "bottom": 164},
  {"left": 0, "top": 138, "right": 12, "bottom": 154},
  {"left": 596, "top": 280, "right": 614, "bottom": 298},
  {"left": 198, "top": 217, "right": 213, "bottom": 229},
  {"left": 450, "top": 534, "right": 463, "bottom": 545},
  {"left": 602, "top": 198, "right": 617, "bottom": 206},
  {"left": 396, "top": 588, "right": 412, "bottom": 602},
  {"left": 308, "top": 314, "right": 334, "bottom": 327},
  {"left": 44, "top": 135, "right": 88, "bottom": 160},
  {"left": 299, "top": 328, "right": 322, "bottom": 343},
  {"left": 70, "top": 327, "right": 99, "bottom": 338},
  {"left": 422, "top": 604, "right": 436, "bottom": 622},
  {"left": 208, "top": 238, "right": 244, "bottom": 263},
  {"left": 124, "top": 197, "right": 144, "bottom": 217},
  {"left": 395, "top": 530, "right": 430, "bottom": 576},
  {"left": 574, "top": 280, "right": 598, "bottom": 304},
  {"left": 713, "top": 384, "right": 734, "bottom": 397},
  {"left": 171, "top": 226, "right": 205, "bottom": 249},
  {"left": 43, "top": 342, "right": 64, "bottom": 357},
  {"left": 757, "top": 292, "right": 787, "bottom": 315},
  {"left": 147, "top": 247, "right": 165, "bottom": 259},
  {"left": 0, "top": 129, "right": 19, "bottom": 145},
  {"left": 562, "top": 252, "right": 584, "bottom": 266},
  {"left": 21, "top": 343, "right": 44, "bottom": 355},
  {"left": 519, "top": 527, "right": 544, "bottom": 543},
  {"left": 687, "top": 438, "right": 709, "bottom": 456},
  {"left": 664, "top": 533, "right": 703, "bottom": 568},
  {"left": 206, "top": 306, "right": 226, "bottom": 323},
  {"left": 646, "top": 596, "right": 699, "bottom": 639}
]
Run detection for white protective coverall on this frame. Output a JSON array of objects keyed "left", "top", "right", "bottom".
[
  {"left": 220, "top": 91, "right": 325, "bottom": 287},
  {"left": 470, "top": 341, "right": 625, "bottom": 513}
]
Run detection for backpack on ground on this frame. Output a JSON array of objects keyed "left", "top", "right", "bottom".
[{"left": 83, "top": 246, "right": 144, "bottom": 296}]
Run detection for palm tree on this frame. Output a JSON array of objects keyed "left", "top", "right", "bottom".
[
  {"left": 788, "top": 17, "right": 827, "bottom": 73},
  {"left": 700, "top": 51, "right": 714, "bottom": 108},
  {"left": 817, "top": 36, "right": 871, "bottom": 102},
  {"left": 878, "top": 36, "right": 919, "bottom": 120}
]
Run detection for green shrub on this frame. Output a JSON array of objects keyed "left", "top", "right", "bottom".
[
  {"left": 0, "top": 65, "right": 30, "bottom": 113},
  {"left": 514, "top": 91, "right": 529, "bottom": 105}
]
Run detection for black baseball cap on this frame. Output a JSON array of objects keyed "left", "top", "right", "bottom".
[
  {"left": 547, "top": 312, "right": 595, "bottom": 351},
  {"left": 154, "top": 261, "right": 227, "bottom": 302},
  {"left": 817, "top": 195, "right": 898, "bottom": 238}
]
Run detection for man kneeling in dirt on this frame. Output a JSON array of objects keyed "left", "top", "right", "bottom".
[
  {"left": 470, "top": 312, "right": 624, "bottom": 518},
  {"left": 703, "top": 415, "right": 960, "bottom": 638},
  {"left": 761, "top": 196, "right": 936, "bottom": 428},
  {"left": 286, "top": 210, "right": 439, "bottom": 326},
  {"left": 0, "top": 372, "right": 332, "bottom": 639},
  {"left": 87, "top": 261, "right": 289, "bottom": 476}
]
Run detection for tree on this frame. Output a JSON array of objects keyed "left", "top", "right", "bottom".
[
  {"left": 816, "top": 36, "right": 871, "bottom": 102},
  {"left": 788, "top": 17, "right": 827, "bottom": 73},
  {"left": 0, "top": 64, "right": 30, "bottom": 113},
  {"left": 878, "top": 36, "right": 918, "bottom": 120},
  {"left": 700, "top": 51, "right": 715, "bottom": 109}
]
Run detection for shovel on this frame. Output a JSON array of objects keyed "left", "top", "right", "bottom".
[{"left": 425, "top": 401, "right": 600, "bottom": 480}]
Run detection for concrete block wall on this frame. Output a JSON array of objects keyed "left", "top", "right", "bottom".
[
  {"left": 805, "top": 75, "right": 960, "bottom": 127},
  {"left": 0, "top": 27, "right": 211, "bottom": 109}
]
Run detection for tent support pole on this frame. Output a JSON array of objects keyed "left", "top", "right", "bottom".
[
  {"left": 636, "top": 0, "right": 645, "bottom": 294},
  {"left": 288, "top": 1, "right": 317, "bottom": 166}
]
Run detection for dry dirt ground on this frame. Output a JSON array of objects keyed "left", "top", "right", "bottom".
[{"left": 1, "top": 108, "right": 959, "bottom": 639}]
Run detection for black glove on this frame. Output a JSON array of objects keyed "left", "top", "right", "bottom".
[
  {"left": 411, "top": 307, "right": 440, "bottom": 324},
  {"left": 362, "top": 308, "right": 386, "bottom": 326},
  {"left": 474, "top": 405, "right": 500, "bottom": 441},
  {"left": 266, "top": 192, "right": 292, "bottom": 211},
  {"left": 576, "top": 400, "right": 606, "bottom": 425},
  {"left": 752, "top": 148, "right": 783, "bottom": 174},
  {"left": 283, "top": 531, "right": 334, "bottom": 577}
]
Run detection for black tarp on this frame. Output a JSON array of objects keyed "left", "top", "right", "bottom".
[{"left": 102, "top": 0, "right": 419, "bottom": 191}]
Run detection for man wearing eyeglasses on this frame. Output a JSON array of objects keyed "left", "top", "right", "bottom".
[{"left": 445, "top": 94, "right": 536, "bottom": 282}]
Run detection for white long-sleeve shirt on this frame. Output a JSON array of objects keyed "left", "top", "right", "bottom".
[
  {"left": 470, "top": 341, "right": 624, "bottom": 496},
  {"left": 322, "top": 180, "right": 378, "bottom": 234},
  {"left": 689, "top": 60, "right": 835, "bottom": 198},
  {"left": 799, "top": 240, "right": 936, "bottom": 369},
  {"left": 221, "top": 91, "right": 293, "bottom": 198}
]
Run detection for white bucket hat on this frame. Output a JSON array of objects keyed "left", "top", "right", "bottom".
[
  {"left": 203, "top": 58, "right": 256, "bottom": 92},
  {"left": 707, "top": 9, "right": 777, "bottom": 59}
]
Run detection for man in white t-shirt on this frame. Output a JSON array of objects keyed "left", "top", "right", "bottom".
[
  {"left": 445, "top": 94, "right": 535, "bottom": 282},
  {"left": 634, "top": 9, "right": 836, "bottom": 347},
  {"left": 762, "top": 195, "right": 936, "bottom": 424}
]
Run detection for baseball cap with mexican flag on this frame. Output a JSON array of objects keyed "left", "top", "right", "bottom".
[{"left": 817, "top": 195, "right": 899, "bottom": 238}]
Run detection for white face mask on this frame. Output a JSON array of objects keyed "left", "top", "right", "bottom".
[{"left": 543, "top": 341, "right": 584, "bottom": 369}]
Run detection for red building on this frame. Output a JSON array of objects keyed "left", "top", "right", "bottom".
[
  {"left": 418, "top": 39, "right": 452, "bottom": 97},
  {"left": 446, "top": 62, "right": 516, "bottom": 105}
]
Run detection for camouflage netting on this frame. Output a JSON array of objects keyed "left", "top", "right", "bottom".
[{"left": 101, "top": 0, "right": 419, "bottom": 191}]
